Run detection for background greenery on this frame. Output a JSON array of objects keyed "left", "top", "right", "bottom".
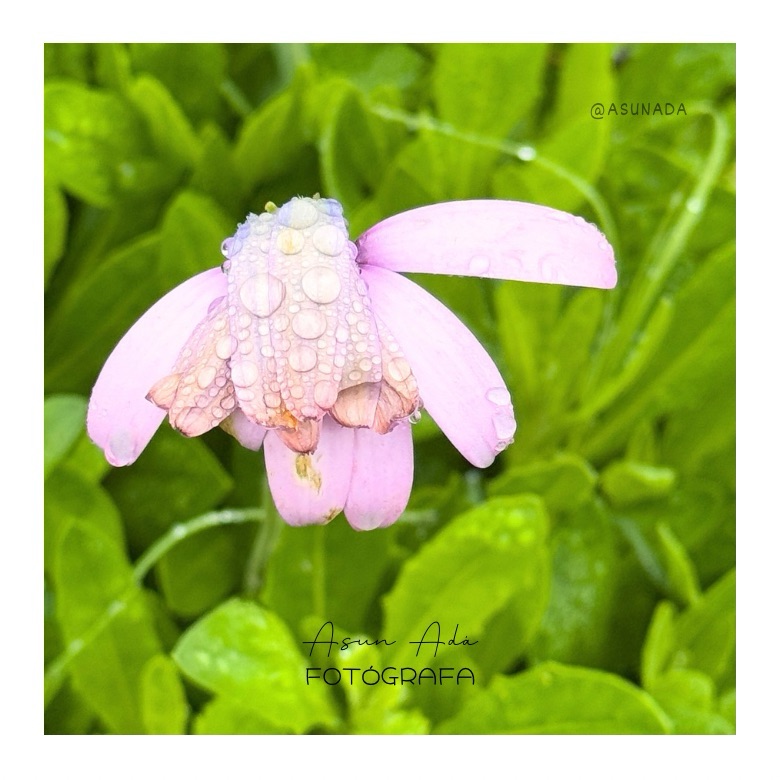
[{"left": 43, "top": 43, "right": 736, "bottom": 735}]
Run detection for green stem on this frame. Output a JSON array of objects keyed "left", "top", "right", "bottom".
[
  {"left": 367, "top": 103, "right": 618, "bottom": 248},
  {"left": 592, "top": 104, "right": 730, "bottom": 386},
  {"left": 242, "top": 482, "right": 283, "bottom": 596},
  {"left": 44, "top": 508, "right": 266, "bottom": 708}
]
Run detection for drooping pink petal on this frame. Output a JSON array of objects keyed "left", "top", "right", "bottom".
[
  {"left": 87, "top": 268, "right": 227, "bottom": 466},
  {"left": 344, "top": 422, "right": 413, "bottom": 530},
  {"left": 361, "top": 266, "right": 516, "bottom": 468},
  {"left": 357, "top": 200, "right": 617, "bottom": 289},
  {"left": 263, "top": 415, "right": 355, "bottom": 526},
  {"left": 221, "top": 408, "right": 267, "bottom": 451}
]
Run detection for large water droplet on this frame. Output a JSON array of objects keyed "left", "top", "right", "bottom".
[
  {"left": 302, "top": 266, "right": 342, "bottom": 304},
  {"left": 486, "top": 386, "right": 511, "bottom": 406},
  {"left": 387, "top": 356, "right": 412, "bottom": 382},
  {"left": 312, "top": 224, "right": 346, "bottom": 256},
  {"left": 278, "top": 198, "right": 319, "bottom": 229},
  {"left": 288, "top": 344, "right": 317, "bottom": 373},
  {"left": 314, "top": 380, "right": 338, "bottom": 409},
  {"left": 221, "top": 238, "right": 233, "bottom": 257},
  {"left": 492, "top": 411, "right": 517, "bottom": 441},
  {"left": 276, "top": 228, "right": 305, "bottom": 255},
  {"left": 292, "top": 309, "right": 327, "bottom": 340},
  {"left": 197, "top": 366, "right": 217, "bottom": 389},
  {"left": 239, "top": 273, "right": 285, "bottom": 317},
  {"left": 231, "top": 361, "right": 259, "bottom": 388}
]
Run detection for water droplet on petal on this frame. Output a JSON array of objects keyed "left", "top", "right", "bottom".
[
  {"left": 492, "top": 411, "right": 517, "bottom": 441},
  {"left": 276, "top": 228, "right": 304, "bottom": 255},
  {"left": 410, "top": 409, "right": 422, "bottom": 424},
  {"left": 216, "top": 335, "right": 237, "bottom": 360},
  {"left": 278, "top": 198, "right": 319, "bottom": 229},
  {"left": 264, "top": 392, "right": 282, "bottom": 408},
  {"left": 292, "top": 309, "right": 328, "bottom": 340},
  {"left": 468, "top": 255, "right": 491, "bottom": 275},
  {"left": 387, "top": 357, "right": 412, "bottom": 382},
  {"left": 314, "top": 380, "right": 338, "bottom": 409},
  {"left": 221, "top": 238, "right": 233, "bottom": 257},
  {"left": 312, "top": 224, "right": 346, "bottom": 256},
  {"left": 486, "top": 386, "right": 511, "bottom": 406},
  {"left": 302, "top": 266, "right": 341, "bottom": 304},
  {"left": 240, "top": 273, "right": 285, "bottom": 317},
  {"left": 197, "top": 366, "right": 217, "bottom": 389},
  {"left": 231, "top": 361, "right": 259, "bottom": 387},
  {"left": 288, "top": 344, "right": 317, "bottom": 373}
]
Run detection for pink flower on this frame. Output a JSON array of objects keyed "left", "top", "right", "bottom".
[{"left": 87, "top": 197, "right": 616, "bottom": 530}]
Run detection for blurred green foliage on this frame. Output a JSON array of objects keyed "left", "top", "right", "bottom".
[{"left": 44, "top": 43, "right": 735, "bottom": 734}]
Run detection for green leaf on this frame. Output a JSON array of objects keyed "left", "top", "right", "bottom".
[
  {"left": 233, "top": 69, "right": 312, "bottom": 191},
  {"left": 433, "top": 44, "right": 546, "bottom": 135},
  {"left": 105, "top": 426, "right": 233, "bottom": 552},
  {"left": 189, "top": 124, "right": 245, "bottom": 215},
  {"left": 44, "top": 233, "right": 163, "bottom": 394},
  {"left": 159, "top": 189, "right": 233, "bottom": 283},
  {"left": 44, "top": 81, "right": 152, "bottom": 207},
  {"left": 52, "top": 522, "right": 162, "bottom": 733},
  {"left": 44, "top": 395, "right": 87, "bottom": 478},
  {"left": 383, "top": 496, "right": 549, "bottom": 669},
  {"left": 128, "top": 43, "right": 226, "bottom": 126},
  {"left": 44, "top": 177, "right": 68, "bottom": 286},
  {"left": 156, "top": 524, "right": 255, "bottom": 618},
  {"left": 600, "top": 461, "right": 677, "bottom": 508},
  {"left": 439, "top": 662, "right": 671, "bottom": 734},
  {"left": 44, "top": 467, "right": 124, "bottom": 575},
  {"left": 488, "top": 453, "right": 597, "bottom": 512},
  {"left": 140, "top": 654, "right": 189, "bottom": 734},
  {"left": 172, "top": 599, "right": 336, "bottom": 734},
  {"left": 129, "top": 74, "right": 202, "bottom": 167},
  {"left": 656, "top": 522, "right": 701, "bottom": 606},
  {"left": 648, "top": 668, "right": 733, "bottom": 734},
  {"left": 194, "top": 697, "right": 287, "bottom": 735},
  {"left": 264, "top": 518, "right": 397, "bottom": 635}
]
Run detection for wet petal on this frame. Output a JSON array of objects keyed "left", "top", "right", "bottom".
[
  {"left": 264, "top": 416, "right": 355, "bottom": 525},
  {"left": 87, "top": 268, "right": 227, "bottom": 466},
  {"left": 344, "top": 422, "right": 413, "bottom": 530},
  {"left": 147, "top": 296, "right": 236, "bottom": 437},
  {"left": 357, "top": 200, "right": 617, "bottom": 289},
  {"left": 361, "top": 266, "right": 515, "bottom": 468},
  {"left": 221, "top": 408, "right": 267, "bottom": 451}
]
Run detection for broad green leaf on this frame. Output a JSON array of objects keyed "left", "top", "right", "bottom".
[
  {"left": 159, "top": 189, "right": 233, "bottom": 283},
  {"left": 94, "top": 43, "right": 132, "bottom": 92},
  {"left": 43, "top": 395, "right": 87, "bottom": 478},
  {"left": 105, "top": 426, "right": 233, "bottom": 552},
  {"left": 129, "top": 75, "right": 202, "bottom": 167},
  {"left": 439, "top": 662, "right": 672, "bottom": 734},
  {"left": 640, "top": 569, "right": 735, "bottom": 692},
  {"left": 194, "top": 697, "right": 286, "bottom": 735},
  {"left": 233, "top": 69, "right": 312, "bottom": 191},
  {"left": 44, "top": 81, "right": 152, "bottom": 207},
  {"left": 189, "top": 124, "right": 245, "bottom": 214},
  {"left": 530, "top": 498, "right": 657, "bottom": 675},
  {"left": 600, "top": 461, "right": 676, "bottom": 508},
  {"left": 44, "top": 233, "right": 163, "bottom": 394},
  {"left": 433, "top": 44, "right": 546, "bottom": 135},
  {"left": 320, "top": 87, "right": 403, "bottom": 212},
  {"left": 44, "top": 177, "right": 68, "bottom": 287},
  {"left": 172, "top": 599, "right": 336, "bottom": 734},
  {"left": 383, "top": 497, "right": 549, "bottom": 668},
  {"left": 156, "top": 524, "right": 255, "bottom": 618},
  {"left": 311, "top": 43, "right": 425, "bottom": 96},
  {"left": 52, "top": 522, "right": 162, "bottom": 733},
  {"left": 648, "top": 668, "right": 733, "bottom": 734},
  {"left": 140, "top": 654, "right": 189, "bottom": 735},
  {"left": 488, "top": 453, "right": 597, "bottom": 512},
  {"left": 264, "top": 517, "right": 397, "bottom": 635},
  {"left": 129, "top": 43, "right": 226, "bottom": 125},
  {"left": 44, "top": 43, "right": 91, "bottom": 81},
  {"left": 44, "top": 467, "right": 124, "bottom": 574}
]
